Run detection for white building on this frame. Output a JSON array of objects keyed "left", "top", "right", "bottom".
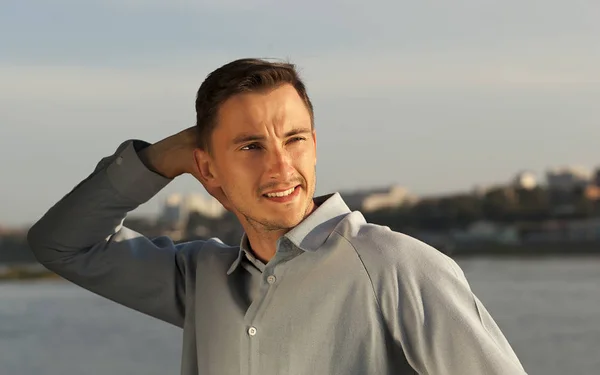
[
  {"left": 340, "top": 185, "right": 418, "bottom": 212},
  {"left": 513, "top": 171, "right": 538, "bottom": 190},
  {"left": 159, "top": 193, "right": 226, "bottom": 225},
  {"left": 361, "top": 185, "right": 418, "bottom": 212},
  {"left": 184, "top": 194, "right": 227, "bottom": 218},
  {"left": 546, "top": 166, "right": 591, "bottom": 191}
]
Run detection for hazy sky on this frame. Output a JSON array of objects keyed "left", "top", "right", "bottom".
[{"left": 1, "top": 0, "right": 599, "bottom": 226}]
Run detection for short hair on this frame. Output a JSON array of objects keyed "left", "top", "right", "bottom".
[{"left": 195, "top": 58, "right": 314, "bottom": 153}]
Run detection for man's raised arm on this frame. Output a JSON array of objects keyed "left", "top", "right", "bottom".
[{"left": 27, "top": 127, "right": 210, "bottom": 327}]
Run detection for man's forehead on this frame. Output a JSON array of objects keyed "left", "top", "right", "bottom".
[
  {"left": 216, "top": 99, "right": 310, "bottom": 134},
  {"left": 230, "top": 126, "right": 313, "bottom": 145}
]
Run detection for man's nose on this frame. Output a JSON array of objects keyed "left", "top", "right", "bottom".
[{"left": 266, "top": 147, "right": 295, "bottom": 181}]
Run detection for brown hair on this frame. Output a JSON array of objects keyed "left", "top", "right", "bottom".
[{"left": 195, "top": 58, "right": 314, "bottom": 153}]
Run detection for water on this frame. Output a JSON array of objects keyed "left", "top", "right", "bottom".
[{"left": 1, "top": 257, "right": 599, "bottom": 375}]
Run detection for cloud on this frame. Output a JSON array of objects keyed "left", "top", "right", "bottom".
[
  {"left": 4, "top": 0, "right": 599, "bottom": 77},
  {"left": 64, "top": 0, "right": 353, "bottom": 12},
  {"left": 305, "top": 53, "right": 600, "bottom": 93},
  {"left": 1, "top": 47, "right": 598, "bottom": 111},
  {"left": 0, "top": 57, "right": 225, "bottom": 103}
]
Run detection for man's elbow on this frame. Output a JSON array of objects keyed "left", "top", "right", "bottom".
[{"left": 26, "top": 219, "right": 56, "bottom": 266}]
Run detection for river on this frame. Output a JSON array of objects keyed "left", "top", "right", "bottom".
[{"left": 1, "top": 257, "right": 599, "bottom": 374}]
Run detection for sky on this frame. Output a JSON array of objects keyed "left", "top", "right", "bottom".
[{"left": 1, "top": 0, "right": 599, "bottom": 227}]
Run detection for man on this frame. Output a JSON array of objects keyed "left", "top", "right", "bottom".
[{"left": 28, "top": 58, "right": 527, "bottom": 374}]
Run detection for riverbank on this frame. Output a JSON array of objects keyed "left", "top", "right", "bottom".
[
  {"left": 447, "top": 242, "right": 600, "bottom": 257},
  {"left": 2, "top": 243, "right": 599, "bottom": 281},
  {"left": 0, "top": 264, "right": 59, "bottom": 281}
]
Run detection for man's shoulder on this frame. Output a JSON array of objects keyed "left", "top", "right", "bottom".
[
  {"left": 333, "top": 211, "right": 458, "bottom": 279},
  {"left": 175, "top": 236, "right": 240, "bottom": 265}
]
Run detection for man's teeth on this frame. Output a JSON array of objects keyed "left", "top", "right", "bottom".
[{"left": 266, "top": 187, "right": 296, "bottom": 198}]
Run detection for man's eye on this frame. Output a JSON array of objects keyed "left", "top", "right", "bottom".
[
  {"left": 289, "top": 137, "right": 306, "bottom": 143},
  {"left": 241, "top": 143, "right": 260, "bottom": 151}
]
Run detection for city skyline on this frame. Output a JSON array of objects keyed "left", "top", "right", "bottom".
[
  {"left": 2, "top": 162, "right": 598, "bottom": 229},
  {"left": 1, "top": 0, "right": 599, "bottom": 226}
]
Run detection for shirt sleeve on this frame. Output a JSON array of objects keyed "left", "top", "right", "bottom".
[
  {"left": 27, "top": 140, "right": 190, "bottom": 328},
  {"left": 360, "top": 230, "right": 528, "bottom": 374}
]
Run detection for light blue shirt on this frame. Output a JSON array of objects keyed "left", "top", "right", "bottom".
[{"left": 28, "top": 140, "right": 527, "bottom": 374}]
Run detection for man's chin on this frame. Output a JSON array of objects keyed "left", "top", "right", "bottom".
[
  {"left": 239, "top": 197, "right": 313, "bottom": 230},
  {"left": 260, "top": 212, "right": 306, "bottom": 231}
]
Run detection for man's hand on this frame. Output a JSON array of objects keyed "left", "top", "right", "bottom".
[
  {"left": 139, "top": 127, "right": 233, "bottom": 211},
  {"left": 139, "top": 127, "right": 200, "bottom": 179}
]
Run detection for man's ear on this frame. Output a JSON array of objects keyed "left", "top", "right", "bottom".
[
  {"left": 192, "top": 148, "right": 220, "bottom": 188},
  {"left": 192, "top": 148, "right": 233, "bottom": 211}
]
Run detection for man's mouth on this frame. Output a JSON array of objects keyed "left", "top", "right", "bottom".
[{"left": 263, "top": 185, "right": 300, "bottom": 198}]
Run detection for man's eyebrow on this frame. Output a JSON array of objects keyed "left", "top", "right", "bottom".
[
  {"left": 232, "top": 133, "right": 266, "bottom": 145},
  {"left": 231, "top": 128, "right": 312, "bottom": 145},
  {"left": 284, "top": 127, "right": 313, "bottom": 137}
]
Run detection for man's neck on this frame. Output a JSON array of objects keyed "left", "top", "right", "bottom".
[
  {"left": 241, "top": 199, "right": 318, "bottom": 264},
  {"left": 244, "top": 228, "right": 286, "bottom": 263}
]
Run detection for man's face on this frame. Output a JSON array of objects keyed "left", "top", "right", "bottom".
[{"left": 204, "top": 84, "right": 317, "bottom": 232}]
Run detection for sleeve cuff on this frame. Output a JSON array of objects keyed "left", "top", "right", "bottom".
[{"left": 106, "top": 140, "right": 172, "bottom": 204}]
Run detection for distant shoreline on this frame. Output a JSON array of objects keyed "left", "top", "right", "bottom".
[
  {"left": 0, "top": 265, "right": 60, "bottom": 282},
  {"left": 445, "top": 242, "right": 600, "bottom": 257},
  {"left": 2, "top": 245, "right": 599, "bottom": 282}
]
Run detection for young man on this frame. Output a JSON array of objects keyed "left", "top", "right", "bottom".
[{"left": 28, "top": 58, "right": 527, "bottom": 374}]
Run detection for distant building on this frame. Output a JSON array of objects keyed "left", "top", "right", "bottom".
[
  {"left": 546, "top": 166, "right": 591, "bottom": 191},
  {"left": 451, "top": 220, "right": 519, "bottom": 245},
  {"left": 340, "top": 187, "right": 391, "bottom": 211},
  {"left": 594, "top": 167, "right": 600, "bottom": 186},
  {"left": 513, "top": 171, "right": 538, "bottom": 190},
  {"left": 362, "top": 186, "right": 418, "bottom": 212},
  {"left": 472, "top": 170, "right": 538, "bottom": 196},
  {"left": 472, "top": 184, "right": 493, "bottom": 197},
  {"left": 524, "top": 218, "right": 600, "bottom": 243},
  {"left": 472, "top": 184, "right": 518, "bottom": 204},
  {"left": 566, "top": 218, "right": 600, "bottom": 241},
  {"left": 584, "top": 185, "right": 600, "bottom": 201},
  {"left": 340, "top": 185, "right": 418, "bottom": 213},
  {"left": 0, "top": 226, "right": 27, "bottom": 236},
  {"left": 184, "top": 194, "right": 227, "bottom": 218},
  {"left": 0, "top": 232, "right": 36, "bottom": 264},
  {"left": 159, "top": 193, "right": 226, "bottom": 226}
]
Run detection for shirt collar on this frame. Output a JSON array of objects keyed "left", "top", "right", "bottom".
[
  {"left": 284, "top": 192, "right": 351, "bottom": 252},
  {"left": 226, "top": 192, "right": 351, "bottom": 275},
  {"left": 226, "top": 233, "right": 252, "bottom": 275}
]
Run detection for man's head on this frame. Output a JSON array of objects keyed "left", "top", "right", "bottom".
[
  {"left": 195, "top": 58, "right": 314, "bottom": 153},
  {"left": 193, "top": 58, "right": 317, "bottom": 233}
]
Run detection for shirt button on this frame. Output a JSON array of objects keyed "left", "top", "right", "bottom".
[
  {"left": 248, "top": 327, "right": 257, "bottom": 336},
  {"left": 267, "top": 275, "right": 276, "bottom": 284},
  {"left": 116, "top": 156, "right": 123, "bottom": 165}
]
